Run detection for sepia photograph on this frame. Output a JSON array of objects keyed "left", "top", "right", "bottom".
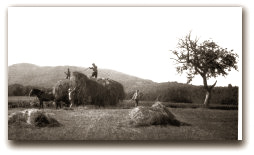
[{"left": 8, "top": 7, "right": 242, "bottom": 141}]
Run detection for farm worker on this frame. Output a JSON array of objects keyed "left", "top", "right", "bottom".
[
  {"left": 132, "top": 90, "right": 140, "bottom": 107},
  {"left": 65, "top": 68, "right": 71, "bottom": 79},
  {"left": 68, "top": 87, "right": 76, "bottom": 108},
  {"left": 89, "top": 63, "right": 98, "bottom": 78}
]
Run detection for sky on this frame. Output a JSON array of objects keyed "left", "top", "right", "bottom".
[{"left": 8, "top": 7, "right": 242, "bottom": 86}]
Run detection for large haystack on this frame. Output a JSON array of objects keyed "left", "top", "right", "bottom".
[
  {"left": 8, "top": 109, "right": 61, "bottom": 127},
  {"left": 70, "top": 71, "right": 125, "bottom": 106},
  {"left": 129, "top": 102, "right": 183, "bottom": 126}
]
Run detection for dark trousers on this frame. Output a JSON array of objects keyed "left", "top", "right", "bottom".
[
  {"left": 92, "top": 71, "right": 98, "bottom": 78},
  {"left": 135, "top": 99, "right": 139, "bottom": 107}
]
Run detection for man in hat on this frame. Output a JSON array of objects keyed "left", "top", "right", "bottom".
[{"left": 89, "top": 63, "right": 98, "bottom": 78}]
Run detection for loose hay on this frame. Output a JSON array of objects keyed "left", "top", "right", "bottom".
[
  {"left": 53, "top": 79, "right": 72, "bottom": 107},
  {"left": 8, "top": 109, "right": 61, "bottom": 127},
  {"left": 63, "top": 107, "right": 74, "bottom": 110},
  {"left": 129, "top": 102, "right": 183, "bottom": 126}
]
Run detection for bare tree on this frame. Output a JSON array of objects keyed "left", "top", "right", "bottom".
[{"left": 171, "top": 32, "right": 238, "bottom": 107}]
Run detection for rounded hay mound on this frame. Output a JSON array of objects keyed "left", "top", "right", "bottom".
[
  {"left": 106, "top": 79, "right": 125, "bottom": 105},
  {"left": 71, "top": 71, "right": 125, "bottom": 106},
  {"left": 96, "top": 78, "right": 125, "bottom": 105},
  {"left": 8, "top": 109, "right": 61, "bottom": 127},
  {"left": 129, "top": 102, "right": 181, "bottom": 126}
]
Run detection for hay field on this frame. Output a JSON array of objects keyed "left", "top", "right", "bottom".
[
  {"left": 8, "top": 96, "right": 37, "bottom": 108},
  {"left": 8, "top": 96, "right": 55, "bottom": 108},
  {"left": 8, "top": 105, "right": 238, "bottom": 140},
  {"left": 8, "top": 96, "right": 37, "bottom": 103}
]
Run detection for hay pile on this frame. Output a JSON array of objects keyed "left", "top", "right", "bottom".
[
  {"left": 129, "top": 102, "right": 183, "bottom": 126},
  {"left": 96, "top": 78, "right": 125, "bottom": 105},
  {"left": 70, "top": 72, "right": 125, "bottom": 106},
  {"left": 53, "top": 79, "right": 72, "bottom": 107},
  {"left": 8, "top": 109, "right": 61, "bottom": 127},
  {"left": 106, "top": 79, "right": 125, "bottom": 105}
]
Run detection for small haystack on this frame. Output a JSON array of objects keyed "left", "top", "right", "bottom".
[
  {"left": 53, "top": 79, "right": 72, "bottom": 107},
  {"left": 129, "top": 102, "right": 184, "bottom": 126},
  {"left": 8, "top": 109, "right": 61, "bottom": 127},
  {"left": 70, "top": 72, "right": 125, "bottom": 106}
]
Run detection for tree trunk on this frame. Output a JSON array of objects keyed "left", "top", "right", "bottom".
[
  {"left": 201, "top": 75, "right": 217, "bottom": 108},
  {"left": 203, "top": 89, "right": 212, "bottom": 107}
]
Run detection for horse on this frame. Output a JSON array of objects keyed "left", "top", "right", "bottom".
[{"left": 29, "top": 88, "right": 55, "bottom": 109}]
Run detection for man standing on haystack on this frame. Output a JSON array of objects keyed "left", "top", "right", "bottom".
[
  {"left": 65, "top": 68, "right": 71, "bottom": 79},
  {"left": 132, "top": 90, "right": 140, "bottom": 107},
  {"left": 89, "top": 63, "right": 98, "bottom": 78}
]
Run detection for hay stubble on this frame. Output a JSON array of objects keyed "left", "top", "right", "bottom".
[{"left": 8, "top": 105, "right": 238, "bottom": 140}]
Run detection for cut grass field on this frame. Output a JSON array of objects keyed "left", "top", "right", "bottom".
[
  {"left": 8, "top": 96, "right": 238, "bottom": 110},
  {"left": 8, "top": 106, "right": 238, "bottom": 140},
  {"left": 8, "top": 96, "right": 52, "bottom": 108}
]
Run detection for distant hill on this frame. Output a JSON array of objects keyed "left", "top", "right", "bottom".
[
  {"left": 8, "top": 63, "right": 156, "bottom": 92},
  {"left": 8, "top": 63, "right": 238, "bottom": 105}
]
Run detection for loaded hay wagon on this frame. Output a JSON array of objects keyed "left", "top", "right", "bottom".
[{"left": 53, "top": 71, "right": 125, "bottom": 107}]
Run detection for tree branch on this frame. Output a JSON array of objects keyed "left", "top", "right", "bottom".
[
  {"left": 209, "top": 80, "right": 217, "bottom": 90},
  {"left": 194, "top": 66, "right": 203, "bottom": 75},
  {"left": 170, "top": 58, "right": 187, "bottom": 63}
]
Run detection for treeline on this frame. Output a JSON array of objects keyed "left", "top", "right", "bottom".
[
  {"left": 126, "top": 83, "right": 238, "bottom": 105},
  {"left": 9, "top": 83, "right": 238, "bottom": 105},
  {"left": 8, "top": 84, "right": 52, "bottom": 96}
]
